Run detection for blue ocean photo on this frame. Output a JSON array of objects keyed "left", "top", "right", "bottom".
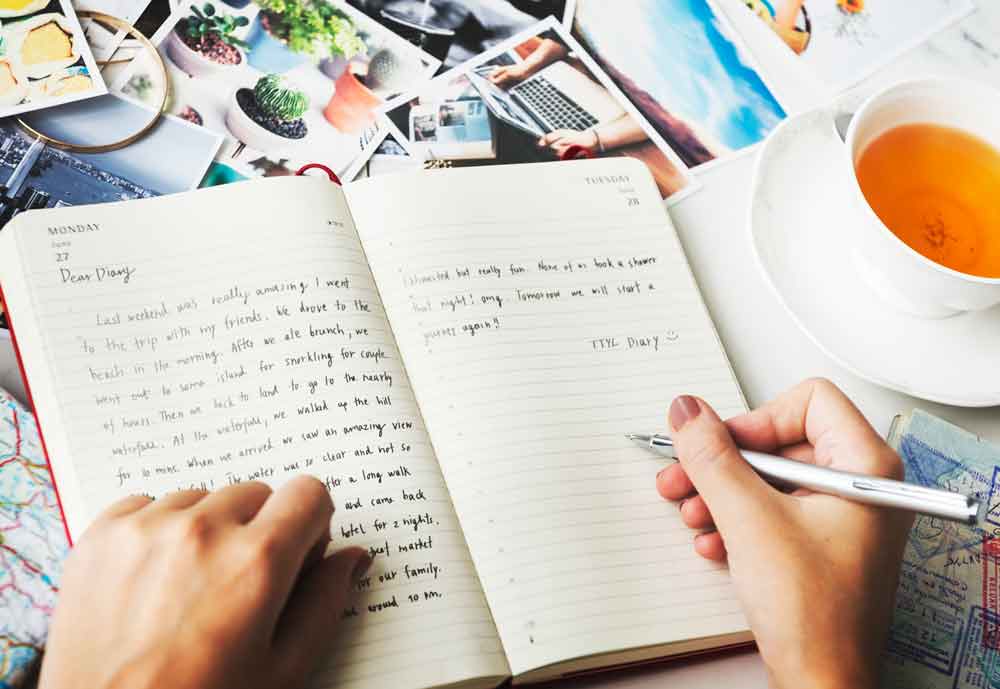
[{"left": 574, "top": 0, "right": 786, "bottom": 167}]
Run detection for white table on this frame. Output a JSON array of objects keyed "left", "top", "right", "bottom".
[{"left": 2, "top": 4, "right": 999, "bottom": 687}]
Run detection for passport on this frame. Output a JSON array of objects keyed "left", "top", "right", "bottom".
[{"left": 883, "top": 410, "right": 1000, "bottom": 689}]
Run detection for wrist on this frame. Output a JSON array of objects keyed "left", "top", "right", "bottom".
[{"left": 771, "top": 655, "right": 879, "bottom": 689}]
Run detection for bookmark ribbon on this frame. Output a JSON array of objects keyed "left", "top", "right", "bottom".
[
  {"left": 296, "top": 164, "right": 341, "bottom": 186},
  {"left": 560, "top": 146, "right": 594, "bottom": 161}
]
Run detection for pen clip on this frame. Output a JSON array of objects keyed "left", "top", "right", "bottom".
[{"left": 853, "top": 479, "right": 977, "bottom": 509}]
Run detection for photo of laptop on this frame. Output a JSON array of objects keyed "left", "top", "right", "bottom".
[{"left": 469, "top": 61, "right": 626, "bottom": 138}]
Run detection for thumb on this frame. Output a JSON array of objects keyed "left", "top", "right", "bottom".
[
  {"left": 272, "top": 546, "right": 371, "bottom": 687},
  {"left": 669, "top": 395, "right": 771, "bottom": 532}
]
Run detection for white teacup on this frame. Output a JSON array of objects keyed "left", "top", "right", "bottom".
[{"left": 842, "top": 78, "right": 1000, "bottom": 319}]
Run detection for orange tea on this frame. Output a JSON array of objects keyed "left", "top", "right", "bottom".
[{"left": 855, "top": 123, "right": 1000, "bottom": 278}]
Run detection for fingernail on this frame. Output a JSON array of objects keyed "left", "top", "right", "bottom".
[
  {"left": 678, "top": 499, "right": 688, "bottom": 512},
  {"left": 669, "top": 395, "right": 701, "bottom": 432},
  {"left": 352, "top": 554, "right": 372, "bottom": 583},
  {"left": 656, "top": 468, "right": 667, "bottom": 482}
]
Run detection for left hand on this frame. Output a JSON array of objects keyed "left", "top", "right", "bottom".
[
  {"left": 537, "top": 129, "right": 599, "bottom": 157},
  {"left": 39, "top": 477, "right": 370, "bottom": 689}
]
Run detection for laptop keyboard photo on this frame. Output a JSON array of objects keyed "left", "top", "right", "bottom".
[{"left": 512, "top": 76, "right": 600, "bottom": 132}]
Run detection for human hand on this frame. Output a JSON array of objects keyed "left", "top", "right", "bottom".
[
  {"left": 487, "top": 65, "right": 529, "bottom": 89},
  {"left": 656, "top": 379, "right": 912, "bottom": 689},
  {"left": 537, "top": 129, "right": 599, "bottom": 157},
  {"left": 39, "top": 477, "right": 370, "bottom": 689}
]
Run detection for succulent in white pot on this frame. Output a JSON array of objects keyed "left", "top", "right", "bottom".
[
  {"left": 226, "top": 73, "right": 310, "bottom": 154},
  {"left": 166, "top": 3, "right": 248, "bottom": 78}
]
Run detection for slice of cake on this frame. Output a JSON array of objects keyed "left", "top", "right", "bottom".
[
  {"left": 20, "top": 21, "right": 73, "bottom": 66},
  {"left": 0, "top": 58, "right": 27, "bottom": 106}
]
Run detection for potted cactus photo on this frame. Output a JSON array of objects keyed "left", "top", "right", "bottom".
[
  {"left": 244, "top": 0, "right": 365, "bottom": 73},
  {"left": 226, "top": 73, "right": 310, "bottom": 153},
  {"left": 167, "top": 3, "right": 250, "bottom": 78}
]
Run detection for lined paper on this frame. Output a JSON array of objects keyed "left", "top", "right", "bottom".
[
  {"left": 0, "top": 178, "right": 508, "bottom": 689},
  {"left": 347, "top": 159, "right": 750, "bottom": 677}
]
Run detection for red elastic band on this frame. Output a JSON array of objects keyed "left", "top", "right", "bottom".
[
  {"left": 560, "top": 145, "right": 593, "bottom": 161},
  {"left": 296, "top": 163, "right": 341, "bottom": 185}
]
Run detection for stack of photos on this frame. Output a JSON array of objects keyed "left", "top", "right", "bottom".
[
  {"left": 380, "top": 17, "right": 698, "bottom": 201},
  {"left": 344, "top": 0, "right": 571, "bottom": 71},
  {"left": 0, "top": 0, "right": 107, "bottom": 117},
  {"left": 738, "top": 0, "right": 976, "bottom": 92},
  {"left": 118, "top": 0, "right": 440, "bottom": 182},
  {"left": 569, "top": 0, "right": 787, "bottom": 169}
]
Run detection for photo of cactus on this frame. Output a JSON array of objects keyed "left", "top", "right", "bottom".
[{"left": 117, "top": 0, "right": 440, "bottom": 183}]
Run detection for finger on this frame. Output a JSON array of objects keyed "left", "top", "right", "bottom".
[
  {"left": 145, "top": 489, "right": 209, "bottom": 512},
  {"left": 250, "top": 476, "right": 335, "bottom": 596},
  {"left": 93, "top": 494, "right": 153, "bottom": 522},
  {"left": 693, "top": 531, "right": 727, "bottom": 561},
  {"left": 725, "top": 378, "right": 900, "bottom": 477},
  {"left": 669, "top": 395, "right": 771, "bottom": 534},
  {"left": 655, "top": 463, "right": 695, "bottom": 500},
  {"left": 272, "top": 547, "right": 371, "bottom": 687},
  {"left": 196, "top": 481, "right": 273, "bottom": 523},
  {"left": 679, "top": 495, "right": 715, "bottom": 530}
]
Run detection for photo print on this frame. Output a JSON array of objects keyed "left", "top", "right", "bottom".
[
  {"left": 0, "top": 0, "right": 107, "bottom": 117},
  {"left": 380, "top": 17, "right": 697, "bottom": 201},
  {"left": 344, "top": 0, "right": 571, "bottom": 71},
  {"left": 738, "top": 0, "right": 975, "bottom": 92},
  {"left": 569, "top": 0, "right": 787, "bottom": 169},
  {"left": 73, "top": 0, "right": 155, "bottom": 60},
  {"left": 0, "top": 92, "right": 221, "bottom": 224},
  {"left": 117, "top": 0, "right": 440, "bottom": 183}
]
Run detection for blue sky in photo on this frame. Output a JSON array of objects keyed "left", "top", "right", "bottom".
[{"left": 575, "top": 0, "right": 786, "bottom": 151}]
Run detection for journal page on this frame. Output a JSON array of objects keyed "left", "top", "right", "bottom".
[
  {"left": 347, "top": 159, "right": 751, "bottom": 677},
  {"left": 0, "top": 178, "right": 508, "bottom": 689}
]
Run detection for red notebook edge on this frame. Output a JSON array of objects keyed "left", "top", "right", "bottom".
[{"left": 0, "top": 280, "right": 74, "bottom": 547}]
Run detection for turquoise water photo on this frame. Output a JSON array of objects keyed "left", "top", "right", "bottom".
[{"left": 574, "top": 0, "right": 786, "bottom": 167}]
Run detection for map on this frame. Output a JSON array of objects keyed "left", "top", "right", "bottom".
[{"left": 0, "top": 390, "right": 67, "bottom": 688}]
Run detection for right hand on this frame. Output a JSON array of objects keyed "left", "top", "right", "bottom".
[
  {"left": 487, "top": 65, "right": 529, "bottom": 89},
  {"left": 656, "top": 379, "right": 912, "bottom": 689}
]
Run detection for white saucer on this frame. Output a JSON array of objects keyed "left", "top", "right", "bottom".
[{"left": 749, "top": 108, "right": 1000, "bottom": 408}]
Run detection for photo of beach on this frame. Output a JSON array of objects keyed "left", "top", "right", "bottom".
[{"left": 570, "top": 0, "right": 786, "bottom": 168}]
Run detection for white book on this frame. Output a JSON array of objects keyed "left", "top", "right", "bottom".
[{"left": 0, "top": 158, "right": 750, "bottom": 689}]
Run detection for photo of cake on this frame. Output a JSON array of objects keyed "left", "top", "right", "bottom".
[
  {"left": 13, "top": 13, "right": 79, "bottom": 77},
  {"left": 0, "top": 0, "right": 48, "bottom": 19},
  {"left": 0, "top": 57, "right": 28, "bottom": 105},
  {"left": 33, "top": 65, "right": 93, "bottom": 97},
  {"left": 0, "top": 0, "right": 106, "bottom": 116}
]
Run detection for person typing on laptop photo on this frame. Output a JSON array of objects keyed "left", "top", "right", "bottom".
[{"left": 486, "top": 33, "right": 648, "bottom": 158}]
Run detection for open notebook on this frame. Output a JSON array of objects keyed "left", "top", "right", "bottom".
[{"left": 0, "top": 159, "right": 751, "bottom": 689}]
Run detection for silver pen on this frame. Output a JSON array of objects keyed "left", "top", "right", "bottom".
[{"left": 628, "top": 433, "right": 981, "bottom": 525}]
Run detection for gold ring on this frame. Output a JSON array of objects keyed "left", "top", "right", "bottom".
[{"left": 15, "top": 10, "right": 170, "bottom": 154}]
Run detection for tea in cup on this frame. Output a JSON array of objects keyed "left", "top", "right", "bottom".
[{"left": 844, "top": 78, "right": 1000, "bottom": 318}]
